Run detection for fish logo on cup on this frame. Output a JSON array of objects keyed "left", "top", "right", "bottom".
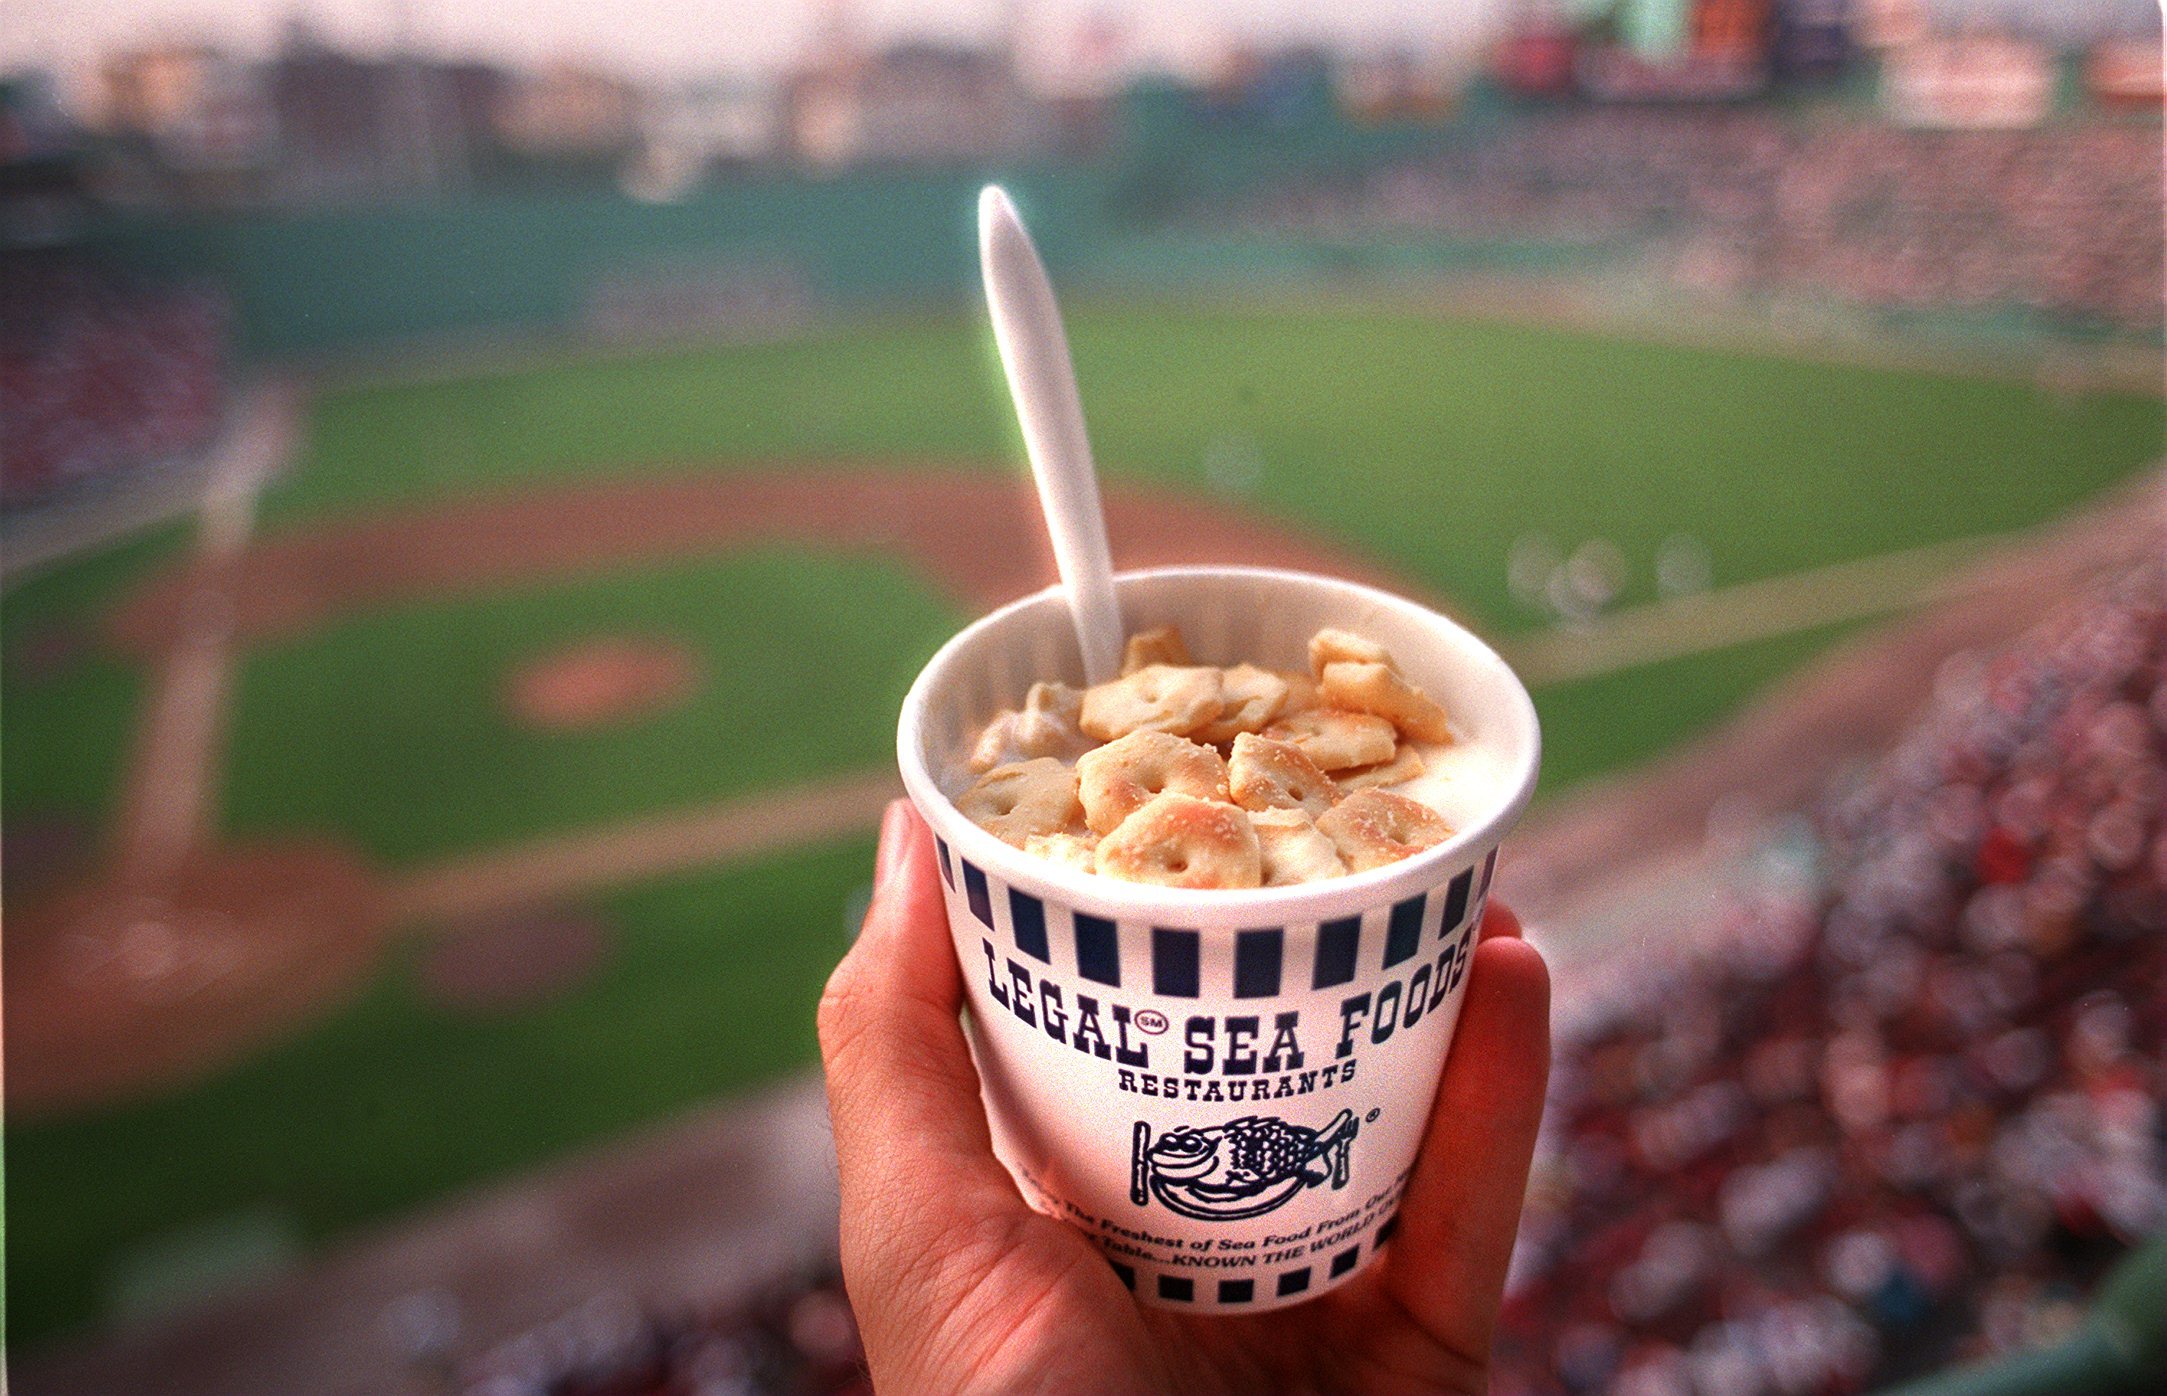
[{"left": 1129, "top": 1111, "right": 1359, "bottom": 1222}]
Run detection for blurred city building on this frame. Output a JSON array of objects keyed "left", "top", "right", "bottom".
[
  {"left": 1495, "top": 9, "right": 1586, "bottom": 100},
  {"left": 1769, "top": 0, "right": 1854, "bottom": 81},
  {"left": 1880, "top": 34, "right": 2055, "bottom": 130},
  {"left": 785, "top": 40, "right": 1053, "bottom": 170},
  {"left": 0, "top": 74, "right": 90, "bottom": 247},
  {"left": 640, "top": 79, "right": 784, "bottom": 175},
  {"left": 264, "top": 22, "right": 442, "bottom": 200},
  {"left": 97, "top": 44, "right": 275, "bottom": 206},
  {"left": 1335, "top": 50, "right": 1465, "bottom": 127},
  {"left": 0, "top": 0, "right": 2148, "bottom": 371},
  {"left": 2083, "top": 36, "right": 2164, "bottom": 112},
  {"left": 1857, "top": 0, "right": 1931, "bottom": 51},
  {"left": 19, "top": 0, "right": 2154, "bottom": 215},
  {"left": 93, "top": 21, "right": 511, "bottom": 207},
  {"left": 493, "top": 62, "right": 642, "bottom": 165}
]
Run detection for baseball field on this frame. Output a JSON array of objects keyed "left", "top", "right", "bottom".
[{"left": 6, "top": 300, "right": 2162, "bottom": 1350}]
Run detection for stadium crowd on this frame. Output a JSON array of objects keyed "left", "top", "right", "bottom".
[
  {"left": 454, "top": 1270, "right": 866, "bottom": 1396},
  {"left": 1251, "top": 111, "right": 2163, "bottom": 336},
  {"left": 1497, "top": 561, "right": 2164, "bottom": 1394},
  {"left": 0, "top": 260, "right": 229, "bottom": 511},
  {"left": 459, "top": 561, "right": 2162, "bottom": 1395}
]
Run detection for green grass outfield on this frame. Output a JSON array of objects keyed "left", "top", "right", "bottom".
[
  {"left": 283, "top": 303, "right": 2162, "bottom": 631},
  {"left": 4, "top": 301, "right": 2160, "bottom": 1351},
  {"left": 268, "top": 298, "right": 2160, "bottom": 805},
  {"left": 222, "top": 548, "right": 960, "bottom": 866}
]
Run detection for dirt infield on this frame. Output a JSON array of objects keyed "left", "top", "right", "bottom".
[
  {"left": 8, "top": 842, "right": 385, "bottom": 1114},
  {"left": 103, "top": 465, "right": 1420, "bottom": 657},
  {"left": 505, "top": 636, "right": 700, "bottom": 732}
]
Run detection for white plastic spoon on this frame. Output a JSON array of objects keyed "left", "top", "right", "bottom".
[{"left": 978, "top": 184, "right": 1125, "bottom": 686}]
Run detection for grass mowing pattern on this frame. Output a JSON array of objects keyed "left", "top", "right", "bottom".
[
  {"left": 219, "top": 548, "right": 960, "bottom": 866},
  {"left": 5, "top": 836, "right": 874, "bottom": 1349}
]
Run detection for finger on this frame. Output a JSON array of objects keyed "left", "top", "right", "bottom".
[
  {"left": 1478, "top": 897, "right": 1522, "bottom": 942},
  {"left": 822, "top": 801, "right": 1044, "bottom": 1379},
  {"left": 821, "top": 803, "right": 1016, "bottom": 1199},
  {"left": 872, "top": 797, "right": 916, "bottom": 886},
  {"left": 1384, "top": 934, "right": 1550, "bottom": 1364}
]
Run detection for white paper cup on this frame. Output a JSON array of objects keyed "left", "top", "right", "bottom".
[{"left": 897, "top": 567, "right": 1540, "bottom": 1312}]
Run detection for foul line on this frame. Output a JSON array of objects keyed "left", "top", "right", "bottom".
[
  {"left": 381, "top": 770, "right": 904, "bottom": 925},
  {"left": 111, "top": 384, "right": 297, "bottom": 885},
  {"left": 1501, "top": 531, "right": 2008, "bottom": 688}
]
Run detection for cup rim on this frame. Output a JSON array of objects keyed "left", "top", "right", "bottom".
[{"left": 898, "top": 565, "right": 1541, "bottom": 923}]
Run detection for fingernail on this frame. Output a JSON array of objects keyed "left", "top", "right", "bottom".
[
  {"left": 873, "top": 799, "right": 914, "bottom": 889},
  {"left": 1478, "top": 899, "right": 1522, "bottom": 942}
]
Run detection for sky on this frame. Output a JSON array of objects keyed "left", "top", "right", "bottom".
[
  {"left": 4, "top": 0, "right": 2156, "bottom": 102},
  {"left": 3, "top": 1, "right": 1506, "bottom": 90}
]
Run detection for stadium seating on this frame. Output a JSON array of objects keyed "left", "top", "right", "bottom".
[
  {"left": 1496, "top": 562, "right": 2163, "bottom": 1394},
  {"left": 452, "top": 1268, "right": 866, "bottom": 1396},
  {"left": 1249, "top": 112, "right": 2163, "bottom": 336},
  {"left": 0, "top": 260, "right": 230, "bottom": 511}
]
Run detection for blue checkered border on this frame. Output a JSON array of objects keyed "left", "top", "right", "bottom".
[
  {"left": 1104, "top": 1211, "right": 1401, "bottom": 1305},
  {"left": 937, "top": 839, "right": 1497, "bottom": 997}
]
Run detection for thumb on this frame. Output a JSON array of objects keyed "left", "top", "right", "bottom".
[
  {"left": 1384, "top": 924, "right": 1550, "bottom": 1368},
  {"left": 818, "top": 803, "right": 1034, "bottom": 1337}
]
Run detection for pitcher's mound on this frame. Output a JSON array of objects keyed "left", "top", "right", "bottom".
[
  {"left": 418, "top": 905, "right": 614, "bottom": 1012},
  {"left": 507, "top": 637, "right": 699, "bottom": 731},
  {"left": 6, "top": 843, "right": 385, "bottom": 1117}
]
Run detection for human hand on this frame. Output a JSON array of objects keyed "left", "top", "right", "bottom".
[{"left": 819, "top": 801, "right": 1550, "bottom": 1395}]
